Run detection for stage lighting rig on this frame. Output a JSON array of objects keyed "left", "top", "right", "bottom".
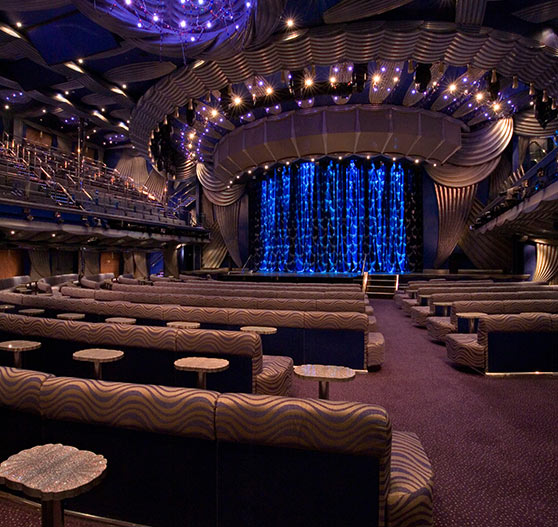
[
  {"left": 352, "top": 63, "right": 368, "bottom": 93},
  {"left": 414, "top": 63, "right": 432, "bottom": 92}
]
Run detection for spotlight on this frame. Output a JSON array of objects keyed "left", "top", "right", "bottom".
[
  {"left": 488, "top": 70, "right": 500, "bottom": 99},
  {"left": 233, "top": 96, "right": 242, "bottom": 105},
  {"left": 304, "top": 78, "right": 313, "bottom": 88},
  {"left": 352, "top": 63, "right": 368, "bottom": 93},
  {"left": 329, "top": 76, "right": 337, "bottom": 84},
  {"left": 286, "top": 18, "right": 294, "bottom": 28},
  {"left": 449, "top": 83, "right": 457, "bottom": 93},
  {"left": 185, "top": 99, "right": 197, "bottom": 126},
  {"left": 265, "top": 86, "right": 274, "bottom": 95},
  {"left": 372, "top": 74, "right": 381, "bottom": 84},
  {"left": 475, "top": 92, "right": 484, "bottom": 101},
  {"left": 414, "top": 63, "right": 432, "bottom": 92},
  {"left": 493, "top": 103, "right": 501, "bottom": 111}
]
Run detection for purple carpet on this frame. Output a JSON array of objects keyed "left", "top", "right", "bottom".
[{"left": 292, "top": 299, "right": 558, "bottom": 527}]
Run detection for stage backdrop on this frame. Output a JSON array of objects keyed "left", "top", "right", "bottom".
[{"left": 249, "top": 158, "right": 422, "bottom": 274}]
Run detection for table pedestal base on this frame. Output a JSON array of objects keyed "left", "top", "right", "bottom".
[
  {"left": 319, "top": 381, "right": 330, "bottom": 400},
  {"left": 197, "top": 372, "right": 207, "bottom": 389},
  {"left": 42, "top": 500, "right": 64, "bottom": 527}
]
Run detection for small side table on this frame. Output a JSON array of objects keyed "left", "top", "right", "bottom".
[
  {"left": 19, "top": 308, "right": 45, "bottom": 317},
  {"left": 240, "top": 326, "right": 277, "bottom": 335},
  {"left": 174, "top": 357, "right": 229, "bottom": 389},
  {"left": 57, "top": 313, "right": 86, "bottom": 321},
  {"left": 294, "top": 364, "right": 356, "bottom": 400},
  {"left": 0, "top": 443, "right": 107, "bottom": 527},
  {"left": 0, "top": 304, "right": 15, "bottom": 312},
  {"left": 166, "top": 321, "right": 201, "bottom": 329},
  {"left": 0, "top": 340, "right": 41, "bottom": 368},
  {"left": 105, "top": 317, "right": 136, "bottom": 325},
  {"left": 433, "top": 302, "right": 453, "bottom": 317},
  {"left": 73, "top": 348, "right": 124, "bottom": 380},
  {"left": 456, "top": 312, "right": 486, "bottom": 333},
  {"left": 418, "top": 294, "right": 431, "bottom": 306}
]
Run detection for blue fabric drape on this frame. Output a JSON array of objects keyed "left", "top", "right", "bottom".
[{"left": 257, "top": 158, "right": 407, "bottom": 273}]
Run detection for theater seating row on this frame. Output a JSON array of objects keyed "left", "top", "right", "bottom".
[
  {"left": 64, "top": 285, "right": 372, "bottom": 314},
  {"left": 0, "top": 366, "right": 433, "bottom": 527},
  {"left": 0, "top": 293, "right": 383, "bottom": 370},
  {"left": 112, "top": 282, "right": 367, "bottom": 300},
  {"left": 409, "top": 287, "right": 558, "bottom": 327},
  {"left": 37, "top": 273, "right": 78, "bottom": 294},
  {"left": 79, "top": 273, "right": 115, "bottom": 289},
  {"left": 426, "top": 298, "right": 558, "bottom": 341},
  {"left": 0, "top": 313, "right": 291, "bottom": 395},
  {"left": 445, "top": 313, "right": 558, "bottom": 372}
]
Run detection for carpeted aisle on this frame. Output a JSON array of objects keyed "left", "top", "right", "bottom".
[{"left": 292, "top": 299, "right": 558, "bottom": 527}]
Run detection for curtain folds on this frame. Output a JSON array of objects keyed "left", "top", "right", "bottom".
[
  {"left": 323, "top": 0, "right": 413, "bottom": 23},
  {"left": 434, "top": 183, "right": 478, "bottom": 268},
  {"left": 425, "top": 157, "right": 501, "bottom": 188},
  {"left": 115, "top": 155, "right": 150, "bottom": 188},
  {"left": 533, "top": 243, "right": 558, "bottom": 283},
  {"left": 82, "top": 251, "right": 100, "bottom": 277},
  {"left": 214, "top": 202, "right": 242, "bottom": 267},
  {"left": 123, "top": 252, "right": 134, "bottom": 275},
  {"left": 163, "top": 245, "right": 179, "bottom": 277},
  {"left": 28, "top": 250, "right": 51, "bottom": 281},
  {"left": 133, "top": 252, "right": 148, "bottom": 279},
  {"left": 447, "top": 118, "right": 513, "bottom": 166}
]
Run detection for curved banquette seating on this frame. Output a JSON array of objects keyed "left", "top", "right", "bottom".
[
  {"left": 0, "top": 292, "right": 380, "bottom": 369},
  {"left": 394, "top": 280, "right": 494, "bottom": 308},
  {"left": 426, "top": 299, "right": 558, "bottom": 342},
  {"left": 80, "top": 273, "right": 115, "bottom": 289},
  {"left": 0, "top": 313, "right": 292, "bottom": 396},
  {"left": 73, "top": 286, "right": 370, "bottom": 313},
  {"left": 409, "top": 287, "right": 558, "bottom": 326},
  {"left": 445, "top": 313, "right": 558, "bottom": 372},
  {"left": 0, "top": 366, "right": 433, "bottom": 527},
  {"left": 37, "top": 273, "right": 79, "bottom": 294},
  {"left": 0, "top": 275, "right": 31, "bottom": 291},
  {"left": 403, "top": 284, "right": 555, "bottom": 317},
  {"left": 112, "top": 282, "right": 368, "bottom": 300}
]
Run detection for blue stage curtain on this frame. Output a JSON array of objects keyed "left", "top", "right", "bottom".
[{"left": 255, "top": 158, "right": 410, "bottom": 274}]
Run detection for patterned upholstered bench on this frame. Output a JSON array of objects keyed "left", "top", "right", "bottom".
[
  {"left": 0, "top": 313, "right": 292, "bottom": 396},
  {"left": 446, "top": 313, "right": 558, "bottom": 372},
  {"left": 37, "top": 274, "right": 79, "bottom": 294},
  {"left": 426, "top": 299, "right": 558, "bottom": 342},
  {"left": 111, "top": 282, "right": 368, "bottom": 300},
  {"left": 408, "top": 286, "right": 558, "bottom": 325},
  {"left": 80, "top": 273, "right": 115, "bottom": 289},
  {"left": 4, "top": 293, "right": 376, "bottom": 369},
  {"left": 0, "top": 367, "right": 433, "bottom": 527}
]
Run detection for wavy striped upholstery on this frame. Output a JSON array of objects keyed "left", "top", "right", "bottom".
[
  {"left": 388, "top": 431, "right": 434, "bottom": 527},
  {"left": 215, "top": 393, "right": 392, "bottom": 526},
  {"left": 40, "top": 376, "right": 218, "bottom": 439},
  {"left": 401, "top": 298, "right": 418, "bottom": 314},
  {"left": 450, "top": 300, "right": 558, "bottom": 326},
  {"left": 60, "top": 287, "right": 96, "bottom": 298},
  {"left": 255, "top": 355, "right": 293, "bottom": 396},
  {"left": 445, "top": 333, "right": 487, "bottom": 369},
  {"left": 0, "top": 367, "right": 51, "bottom": 414},
  {"left": 368, "top": 333, "right": 385, "bottom": 367},
  {"left": 477, "top": 313, "right": 555, "bottom": 347},
  {"left": 165, "top": 305, "right": 230, "bottom": 324},
  {"left": 229, "top": 308, "right": 305, "bottom": 327},
  {"left": 304, "top": 311, "right": 369, "bottom": 330},
  {"left": 410, "top": 306, "right": 431, "bottom": 326},
  {"left": 85, "top": 323, "right": 177, "bottom": 350},
  {"left": 425, "top": 316, "right": 455, "bottom": 342},
  {"left": 0, "top": 292, "right": 25, "bottom": 305}
]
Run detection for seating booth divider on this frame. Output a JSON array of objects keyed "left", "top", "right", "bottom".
[
  {"left": 0, "top": 366, "right": 433, "bottom": 527},
  {"left": 0, "top": 293, "right": 373, "bottom": 369}
]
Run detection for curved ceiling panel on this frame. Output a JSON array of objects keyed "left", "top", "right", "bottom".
[
  {"left": 213, "top": 105, "right": 463, "bottom": 181},
  {"left": 104, "top": 62, "right": 177, "bottom": 84},
  {"left": 514, "top": 109, "right": 558, "bottom": 137}
]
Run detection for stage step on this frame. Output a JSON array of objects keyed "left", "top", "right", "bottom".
[{"left": 366, "top": 274, "right": 398, "bottom": 298}]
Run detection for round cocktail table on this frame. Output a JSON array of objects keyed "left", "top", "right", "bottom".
[
  {"left": 166, "top": 321, "right": 201, "bottom": 329},
  {"left": 0, "top": 443, "right": 106, "bottom": 527},
  {"left": 433, "top": 301, "right": 453, "bottom": 317},
  {"left": 105, "top": 317, "right": 136, "bottom": 325},
  {"left": 294, "top": 364, "right": 356, "bottom": 400},
  {"left": 19, "top": 308, "right": 45, "bottom": 317},
  {"left": 57, "top": 313, "right": 86, "bottom": 321},
  {"left": 0, "top": 340, "right": 41, "bottom": 368},
  {"left": 73, "top": 348, "right": 124, "bottom": 380},
  {"left": 174, "top": 357, "right": 229, "bottom": 389},
  {"left": 0, "top": 304, "right": 14, "bottom": 312},
  {"left": 240, "top": 326, "right": 277, "bottom": 335}
]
